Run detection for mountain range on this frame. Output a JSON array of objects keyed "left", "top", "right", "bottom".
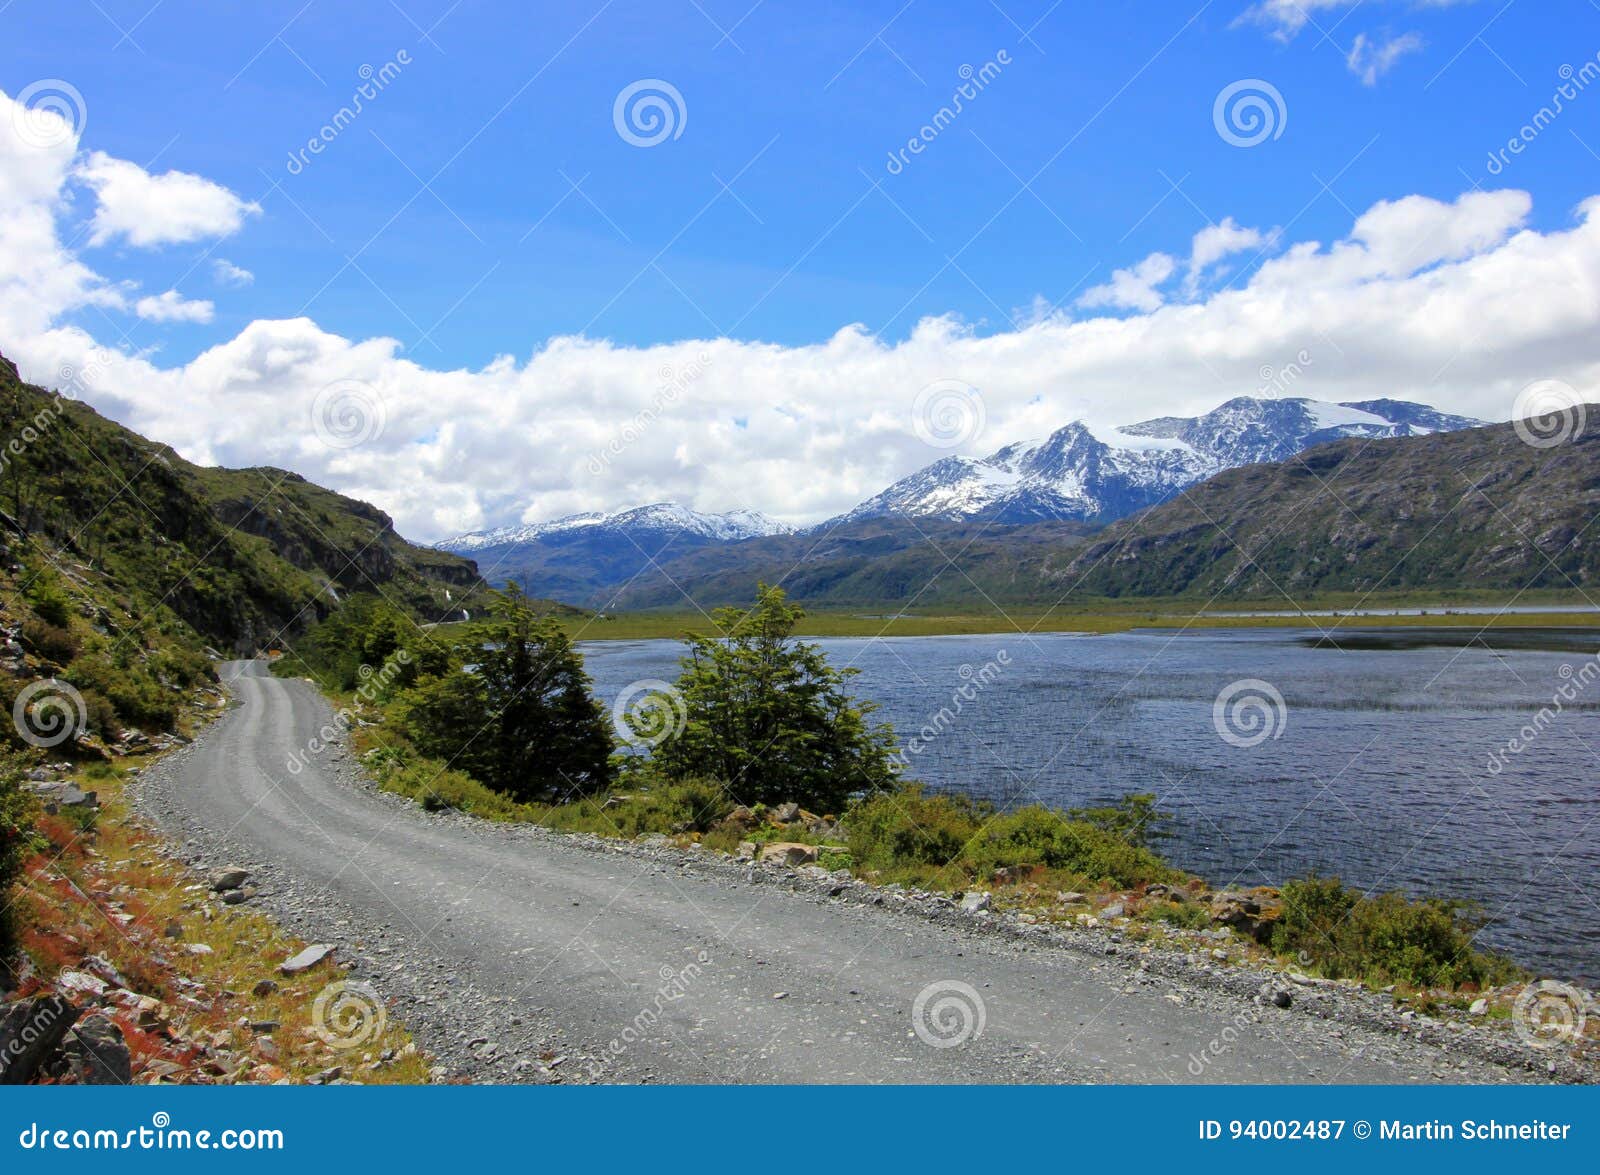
[{"left": 440, "top": 396, "right": 1486, "bottom": 605}]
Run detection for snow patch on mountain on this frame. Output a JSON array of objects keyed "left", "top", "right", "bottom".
[
  {"left": 839, "top": 396, "right": 1486, "bottom": 526},
  {"left": 441, "top": 502, "right": 792, "bottom": 552}
]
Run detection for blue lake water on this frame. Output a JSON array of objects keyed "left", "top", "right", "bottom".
[{"left": 579, "top": 627, "right": 1600, "bottom": 982}]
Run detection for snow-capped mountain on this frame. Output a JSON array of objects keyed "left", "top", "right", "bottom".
[
  {"left": 437, "top": 502, "right": 793, "bottom": 604},
  {"left": 442, "top": 502, "right": 791, "bottom": 553},
  {"left": 838, "top": 397, "right": 1486, "bottom": 525}
]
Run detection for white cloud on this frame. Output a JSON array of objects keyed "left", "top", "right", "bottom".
[
  {"left": 1, "top": 89, "right": 1598, "bottom": 547},
  {"left": 1078, "top": 252, "right": 1177, "bottom": 312},
  {"left": 1238, "top": 0, "right": 1476, "bottom": 41},
  {"left": 1346, "top": 31, "right": 1426, "bottom": 85},
  {"left": 212, "top": 258, "right": 254, "bottom": 287},
  {"left": 134, "top": 289, "right": 215, "bottom": 323},
  {"left": 1186, "top": 217, "right": 1277, "bottom": 294},
  {"left": 75, "top": 150, "right": 261, "bottom": 248}
]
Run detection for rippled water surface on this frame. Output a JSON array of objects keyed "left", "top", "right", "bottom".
[{"left": 580, "top": 627, "right": 1600, "bottom": 981}]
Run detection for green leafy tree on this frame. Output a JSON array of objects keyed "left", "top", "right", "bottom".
[
  {"left": 400, "top": 585, "right": 614, "bottom": 801},
  {"left": 650, "top": 584, "right": 898, "bottom": 812}
]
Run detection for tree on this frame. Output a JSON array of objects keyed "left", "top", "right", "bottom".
[
  {"left": 650, "top": 583, "right": 898, "bottom": 812},
  {"left": 400, "top": 584, "right": 614, "bottom": 801}
]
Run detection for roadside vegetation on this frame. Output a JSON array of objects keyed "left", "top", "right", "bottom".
[
  {"left": 1, "top": 748, "right": 428, "bottom": 1083},
  {"left": 277, "top": 582, "right": 1526, "bottom": 999}
]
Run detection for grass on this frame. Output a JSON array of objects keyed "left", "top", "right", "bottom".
[
  {"left": 10, "top": 758, "right": 430, "bottom": 1084},
  {"left": 427, "top": 589, "right": 1600, "bottom": 642}
]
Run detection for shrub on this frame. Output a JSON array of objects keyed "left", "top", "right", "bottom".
[
  {"left": 845, "top": 786, "right": 1172, "bottom": 889},
  {"left": 1270, "top": 874, "right": 1521, "bottom": 989},
  {"left": 19, "top": 617, "right": 78, "bottom": 665},
  {"left": 0, "top": 754, "right": 35, "bottom": 960}
]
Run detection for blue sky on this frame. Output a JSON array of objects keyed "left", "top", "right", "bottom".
[
  {"left": 3, "top": 0, "right": 1599, "bottom": 537},
  {"left": 10, "top": 0, "right": 1596, "bottom": 362}
]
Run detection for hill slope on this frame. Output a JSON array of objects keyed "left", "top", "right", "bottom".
[
  {"left": 0, "top": 351, "right": 479, "bottom": 653},
  {"left": 604, "top": 516, "right": 1099, "bottom": 610},
  {"left": 1062, "top": 418, "right": 1600, "bottom": 597}
]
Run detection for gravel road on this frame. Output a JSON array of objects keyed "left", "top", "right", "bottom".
[{"left": 132, "top": 661, "right": 1561, "bottom": 1085}]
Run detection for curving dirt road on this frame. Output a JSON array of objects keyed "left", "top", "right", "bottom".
[{"left": 134, "top": 661, "right": 1545, "bottom": 1084}]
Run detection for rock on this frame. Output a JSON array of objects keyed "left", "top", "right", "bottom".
[
  {"left": 1099, "top": 902, "right": 1126, "bottom": 920},
  {"left": 1271, "top": 989, "right": 1293, "bottom": 1009},
  {"left": 735, "top": 841, "right": 758, "bottom": 861},
  {"left": 770, "top": 802, "right": 802, "bottom": 825},
  {"left": 209, "top": 868, "right": 250, "bottom": 892},
  {"left": 79, "top": 954, "right": 127, "bottom": 988},
  {"left": 1057, "top": 891, "right": 1087, "bottom": 904},
  {"left": 960, "top": 891, "right": 992, "bottom": 914},
  {"left": 0, "top": 995, "right": 81, "bottom": 1084},
  {"left": 280, "top": 944, "right": 334, "bottom": 975},
  {"left": 252, "top": 979, "right": 279, "bottom": 997},
  {"left": 221, "top": 887, "right": 254, "bottom": 905},
  {"left": 1469, "top": 998, "right": 1489, "bottom": 1016},
  {"left": 58, "top": 1015, "right": 132, "bottom": 1085},
  {"left": 760, "top": 842, "right": 818, "bottom": 866},
  {"left": 56, "top": 971, "right": 108, "bottom": 999}
]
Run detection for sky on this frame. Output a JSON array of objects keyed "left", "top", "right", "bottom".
[{"left": 3, "top": 0, "right": 1599, "bottom": 541}]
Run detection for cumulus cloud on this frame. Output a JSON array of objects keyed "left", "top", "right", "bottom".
[
  {"left": 1186, "top": 217, "right": 1278, "bottom": 294},
  {"left": 75, "top": 150, "right": 261, "bottom": 248},
  {"left": 212, "top": 258, "right": 254, "bottom": 287},
  {"left": 1078, "top": 253, "right": 1176, "bottom": 312},
  {"left": 1, "top": 89, "right": 1598, "bottom": 547},
  {"left": 134, "top": 289, "right": 215, "bottom": 323},
  {"left": 1346, "top": 31, "right": 1426, "bottom": 85}
]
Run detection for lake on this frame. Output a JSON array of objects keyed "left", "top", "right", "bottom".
[{"left": 579, "top": 627, "right": 1600, "bottom": 983}]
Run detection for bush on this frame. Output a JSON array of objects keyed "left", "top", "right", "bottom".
[
  {"left": 19, "top": 617, "right": 77, "bottom": 665},
  {"left": 0, "top": 754, "right": 35, "bottom": 960},
  {"left": 845, "top": 785, "right": 1172, "bottom": 889},
  {"left": 649, "top": 584, "right": 898, "bottom": 812},
  {"left": 1270, "top": 875, "right": 1521, "bottom": 989}
]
